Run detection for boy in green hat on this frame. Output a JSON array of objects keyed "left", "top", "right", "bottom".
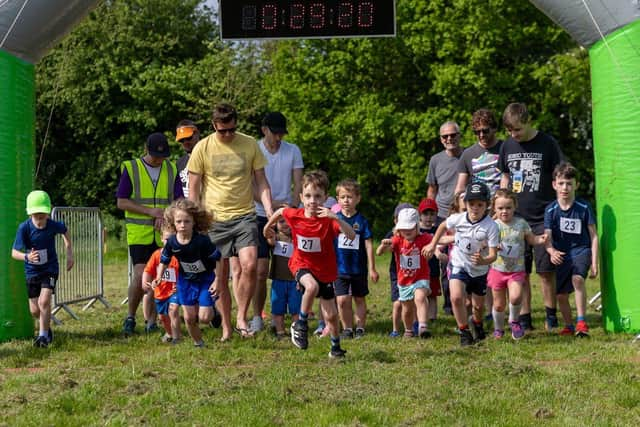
[{"left": 11, "top": 190, "right": 74, "bottom": 348}]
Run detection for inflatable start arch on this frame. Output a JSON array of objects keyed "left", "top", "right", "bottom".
[{"left": 1, "top": 0, "right": 639, "bottom": 341}]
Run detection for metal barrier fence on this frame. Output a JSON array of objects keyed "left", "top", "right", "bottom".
[{"left": 52, "top": 207, "right": 110, "bottom": 321}]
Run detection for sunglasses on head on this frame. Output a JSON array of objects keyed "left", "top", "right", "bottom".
[{"left": 473, "top": 128, "right": 492, "bottom": 136}]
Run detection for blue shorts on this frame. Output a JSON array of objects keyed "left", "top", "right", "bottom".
[
  {"left": 390, "top": 279, "right": 399, "bottom": 302},
  {"left": 270, "top": 279, "right": 302, "bottom": 316},
  {"left": 334, "top": 275, "right": 369, "bottom": 297},
  {"left": 398, "top": 280, "right": 430, "bottom": 302},
  {"left": 556, "top": 252, "right": 591, "bottom": 294},
  {"left": 177, "top": 272, "right": 214, "bottom": 307},
  {"left": 155, "top": 293, "right": 179, "bottom": 315},
  {"left": 449, "top": 268, "right": 487, "bottom": 296}
]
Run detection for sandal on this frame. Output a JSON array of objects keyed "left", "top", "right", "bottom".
[
  {"left": 234, "top": 327, "right": 255, "bottom": 338},
  {"left": 403, "top": 330, "right": 415, "bottom": 338}
]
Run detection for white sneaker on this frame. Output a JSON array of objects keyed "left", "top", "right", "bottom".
[{"left": 249, "top": 316, "right": 264, "bottom": 333}]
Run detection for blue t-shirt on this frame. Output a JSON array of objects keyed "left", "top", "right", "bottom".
[
  {"left": 161, "top": 233, "right": 220, "bottom": 282},
  {"left": 384, "top": 230, "right": 397, "bottom": 284},
  {"left": 544, "top": 198, "right": 595, "bottom": 258},
  {"left": 335, "top": 211, "right": 373, "bottom": 276},
  {"left": 13, "top": 218, "right": 67, "bottom": 278}
]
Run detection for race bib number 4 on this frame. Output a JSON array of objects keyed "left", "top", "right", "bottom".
[
  {"left": 399, "top": 254, "right": 420, "bottom": 270},
  {"left": 180, "top": 260, "right": 206, "bottom": 274},
  {"left": 560, "top": 217, "right": 582, "bottom": 235},
  {"left": 456, "top": 237, "right": 479, "bottom": 254},
  {"left": 162, "top": 267, "right": 177, "bottom": 282},
  {"left": 297, "top": 235, "right": 321, "bottom": 253},
  {"left": 338, "top": 233, "right": 360, "bottom": 250},
  {"left": 274, "top": 240, "right": 293, "bottom": 258}
]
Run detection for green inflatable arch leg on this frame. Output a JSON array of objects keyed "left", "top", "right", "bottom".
[
  {"left": 0, "top": 49, "right": 36, "bottom": 342},
  {"left": 590, "top": 19, "right": 640, "bottom": 333}
]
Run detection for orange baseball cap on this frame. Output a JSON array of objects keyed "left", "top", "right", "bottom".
[{"left": 176, "top": 125, "right": 197, "bottom": 141}]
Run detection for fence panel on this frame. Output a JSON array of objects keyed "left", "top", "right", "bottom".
[{"left": 52, "top": 207, "right": 109, "bottom": 320}]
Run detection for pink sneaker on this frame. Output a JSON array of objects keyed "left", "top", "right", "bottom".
[
  {"left": 493, "top": 329, "right": 504, "bottom": 339},
  {"left": 510, "top": 321, "right": 525, "bottom": 340}
]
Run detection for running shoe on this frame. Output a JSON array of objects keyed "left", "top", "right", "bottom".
[
  {"left": 559, "top": 325, "right": 575, "bottom": 336},
  {"left": 33, "top": 336, "right": 48, "bottom": 348},
  {"left": 575, "top": 320, "right": 590, "bottom": 337},
  {"left": 460, "top": 328, "right": 474, "bottom": 346},
  {"left": 493, "top": 329, "right": 505, "bottom": 339},
  {"left": 313, "top": 321, "right": 326, "bottom": 337},
  {"left": 354, "top": 328, "right": 365, "bottom": 339},
  {"left": 122, "top": 316, "right": 136, "bottom": 337},
  {"left": 472, "top": 322, "right": 486, "bottom": 341},
  {"left": 328, "top": 347, "right": 347, "bottom": 358},
  {"left": 340, "top": 328, "right": 354, "bottom": 339},
  {"left": 290, "top": 320, "right": 309, "bottom": 350},
  {"left": 510, "top": 321, "right": 525, "bottom": 340}
]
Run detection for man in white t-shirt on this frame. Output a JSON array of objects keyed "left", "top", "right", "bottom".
[{"left": 246, "top": 112, "right": 304, "bottom": 333}]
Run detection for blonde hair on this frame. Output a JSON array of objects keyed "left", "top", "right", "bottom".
[
  {"left": 492, "top": 188, "right": 518, "bottom": 209},
  {"left": 163, "top": 199, "right": 213, "bottom": 234},
  {"left": 450, "top": 190, "right": 466, "bottom": 214}
]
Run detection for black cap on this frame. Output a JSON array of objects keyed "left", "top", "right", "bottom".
[
  {"left": 146, "top": 132, "right": 170, "bottom": 158},
  {"left": 464, "top": 182, "right": 490, "bottom": 202},
  {"left": 262, "top": 112, "right": 288, "bottom": 134}
]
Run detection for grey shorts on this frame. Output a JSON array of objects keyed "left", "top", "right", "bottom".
[{"left": 208, "top": 213, "right": 259, "bottom": 258}]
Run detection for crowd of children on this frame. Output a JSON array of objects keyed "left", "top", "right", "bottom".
[{"left": 13, "top": 157, "right": 598, "bottom": 353}]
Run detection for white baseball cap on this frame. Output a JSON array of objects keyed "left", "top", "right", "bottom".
[{"left": 395, "top": 208, "right": 419, "bottom": 230}]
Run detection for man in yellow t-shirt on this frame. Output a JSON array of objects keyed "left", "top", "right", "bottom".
[{"left": 187, "top": 103, "right": 273, "bottom": 340}]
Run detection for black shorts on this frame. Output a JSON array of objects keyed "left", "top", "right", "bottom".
[
  {"left": 334, "top": 275, "right": 369, "bottom": 297},
  {"left": 524, "top": 222, "right": 555, "bottom": 274},
  {"left": 294, "top": 269, "right": 335, "bottom": 300},
  {"left": 449, "top": 268, "right": 487, "bottom": 296},
  {"left": 556, "top": 252, "right": 591, "bottom": 294},
  {"left": 256, "top": 215, "right": 270, "bottom": 259},
  {"left": 26, "top": 273, "right": 58, "bottom": 299},
  {"left": 129, "top": 243, "right": 160, "bottom": 265}
]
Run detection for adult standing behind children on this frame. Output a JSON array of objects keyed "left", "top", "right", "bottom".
[
  {"left": 117, "top": 133, "right": 183, "bottom": 336},
  {"left": 175, "top": 120, "right": 201, "bottom": 199},
  {"left": 455, "top": 109, "right": 503, "bottom": 195},
  {"left": 188, "top": 103, "right": 273, "bottom": 340},
  {"left": 427, "top": 121, "right": 463, "bottom": 222},
  {"left": 246, "top": 111, "right": 303, "bottom": 334},
  {"left": 498, "top": 102, "right": 564, "bottom": 331}
]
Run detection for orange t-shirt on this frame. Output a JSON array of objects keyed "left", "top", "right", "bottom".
[{"left": 144, "top": 249, "right": 179, "bottom": 300}]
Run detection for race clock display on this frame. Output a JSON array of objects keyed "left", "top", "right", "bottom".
[{"left": 220, "top": 0, "right": 396, "bottom": 40}]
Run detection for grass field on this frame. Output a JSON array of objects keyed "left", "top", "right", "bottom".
[{"left": 1, "top": 243, "right": 639, "bottom": 426}]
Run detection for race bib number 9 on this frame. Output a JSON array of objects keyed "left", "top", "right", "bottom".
[
  {"left": 274, "top": 240, "right": 293, "bottom": 258},
  {"left": 180, "top": 260, "right": 206, "bottom": 274},
  {"left": 400, "top": 254, "right": 420, "bottom": 270},
  {"left": 297, "top": 235, "right": 321, "bottom": 253},
  {"left": 338, "top": 233, "right": 360, "bottom": 250},
  {"left": 162, "top": 267, "right": 177, "bottom": 282},
  {"left": 560, "top": 217, "right": 582, "bottom": 235},
  {"left": 499, "top": 242, "right": 521, "bottom": 259}
]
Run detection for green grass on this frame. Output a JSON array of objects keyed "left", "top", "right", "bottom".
[{"left": 1, "top": 248, "right": 639, "bottom": 426}]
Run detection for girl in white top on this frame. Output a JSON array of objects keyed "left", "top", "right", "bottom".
[{"left": 488, "top": 189, "right": 547, "bottom": 340}]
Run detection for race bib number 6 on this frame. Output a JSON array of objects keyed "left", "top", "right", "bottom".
[
  {"left": 338, "top": 233, "right": 360, "bottom": 250},
  {"left": 400, "top": 254, "right": 420, "bottom": 270},
  {"left": 297, "top": 235, "right": 321, "bottom": 253}
]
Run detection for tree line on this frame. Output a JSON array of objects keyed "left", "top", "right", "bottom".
[{"left": 34, "top": 0, "right": 592, "bottom": 235}]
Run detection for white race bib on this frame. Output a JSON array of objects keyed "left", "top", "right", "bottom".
[
  {"left": 560, "top": 217, "right": 582, "bottom": 235},
  {"left": 162, "top": 267, "right": 177, "bottom": 282},
  {"left": 274, "top": 240, "right": 293, "bottom": 258},
  {"left": 499, "top": 242, "right": 521, "bottom": 259},
  {"left": 457, "top": 237, "right": 479, "bottom": 254},
  {"left": 297, "top": 235, "right": 321, "bottom": 253},
  {"left": 180, "top": 260, "right": 206, "bottom": 274},
  {"left": 399, "top": 254, "right": 420, "bottom": 270},
  {"left": 31, "top": 249, "right": 48, "bottom": 265},
  {"left": 338, "top": 233, "right": 360, "bottom": 250}
]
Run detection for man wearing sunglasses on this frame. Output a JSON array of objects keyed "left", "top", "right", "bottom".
[
  {"left": 426, "top": 121, "right": 463, "bottom": 223},
  {"left": 454, "top": 109, "right": 503, "bottom": 196},
  {"left": 187, "top": 103, "right": 273, "bottom": 340},
  {"left": 175, "top": 120, "right": 201, "bottom": 199}
]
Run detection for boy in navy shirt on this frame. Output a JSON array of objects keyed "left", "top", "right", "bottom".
[
  {"left": 544, "top": 162, "right": 598, "bottom": 337},
  {"left": 11, "top": 191, "right": 74, "bottom": 348},
  {"left": 334, "top": 179, "right": 379, "bottom": 339}
]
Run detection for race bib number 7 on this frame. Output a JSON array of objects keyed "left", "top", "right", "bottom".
[
  {"left": 499, "top": 243, "right": 521, "bottom": 259},
  {"left": 297, "top": 235, "right": 321, "bottom": 253}
]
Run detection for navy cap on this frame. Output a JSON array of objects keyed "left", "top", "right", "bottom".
[
  {"left": 464, "top": 182, "right": 490, "bottom": 202},
  {"left": 146, "top": 132, "right": 170, "bottom": 158}
]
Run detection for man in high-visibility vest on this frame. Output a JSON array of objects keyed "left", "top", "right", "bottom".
[{"left": 116, "top": 133, "right": 183, "bottom": 336}]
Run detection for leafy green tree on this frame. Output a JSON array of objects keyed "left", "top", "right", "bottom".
[
  {"left": 35, "top": 0, "right": 267, "bottom": 221},
  {"left": 262, "top": 0, "right": 591, "bottom": 233}
]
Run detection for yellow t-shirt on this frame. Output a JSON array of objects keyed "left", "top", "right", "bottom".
[{"left": 187, "top": 132, "right": 267, "bottom": 221}]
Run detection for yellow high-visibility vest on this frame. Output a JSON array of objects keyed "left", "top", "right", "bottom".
[{"left": 121, "top": 158, "right": 176, "bottom": 246}]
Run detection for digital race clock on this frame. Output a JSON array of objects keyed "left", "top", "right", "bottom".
[{"left": 219, "top": 0, "right": 396, "bottom": 40}]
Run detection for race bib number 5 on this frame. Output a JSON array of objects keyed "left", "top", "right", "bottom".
[
  {"left": 297, "top": 235, "right": 321, "bottom": 253},
  {"left": 338, "top": 233, "right": 360, "bottom": 250},
  {"left": 560, "top": 217, "right": 582, "bottom": 235},
  {"left": 274, "top": 240, "right": 293, "bottom": 258}
]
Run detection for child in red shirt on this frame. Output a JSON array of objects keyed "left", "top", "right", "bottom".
[
  {"left": 377, "top": 208, "right": 433, "bottom": 338},
  {"left": 264, "top": 170, "right": 355, "bottom": 358}
]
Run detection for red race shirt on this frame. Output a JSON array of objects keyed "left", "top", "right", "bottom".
[
  {"left": 144, "top": 249, "right": 179, "bottom": 300},
  {"left": 391, "top": 233, "right": 432, "bottom": 286},
  {"left": 282, "top": 207, "right": 342, "bottom": 283}
]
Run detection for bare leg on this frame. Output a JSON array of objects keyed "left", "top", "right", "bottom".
[
  {"left": 37, "top": 289, "right": 53, "bottom": 334},
  {"left": 198, "top": 306, "right": 213, "bottom": 324},
  {"left": 557, "top": 293, "right": 572, "bottom": 326},
  {"left": 392, "top": 300, "right": 402, "bottom": 333},
  {"left": 182, "top": 305, "right": 202, "bottom": 344},
  {"left": 400, "top": 300, "right": 415, "bottom": 334},
  {"left": 539, "top": 271, "right": 557, "bottom": 309},
  {"left": 450, "top": 279, "right": 468, "bottom": 327},
  {"left": 337, "top": 295, "right": 353, "bottom": 330},
  {"left": 217, "top": 259, "right": 233, "bottom": 340},
  {"left": 521, "top": 274, "right": 531, "bottom": 315},
  {"left": 573, "top": 276, "right": 587, "bottom": 318},
  {"left": 128, "top": 264, "right": 146, "bottom": 318},
  {"left": 252, "top": 257, "right": 269, "bottom": 318},
  {"left": 234, "top": 246, "right": 258, "bottom": 331},
  {"left": 168, "top": 303, "right": 181, "bottom": 340},
  {"left": 320, "top": 298, "right": 340, "bottom": 338},
  {"left": 354, "top": 296, "right": 367, "bottom": 330}
]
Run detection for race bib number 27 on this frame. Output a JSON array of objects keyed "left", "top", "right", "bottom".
[{"left": 297, "top": 235, "right": 321, "bottom": 253}]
